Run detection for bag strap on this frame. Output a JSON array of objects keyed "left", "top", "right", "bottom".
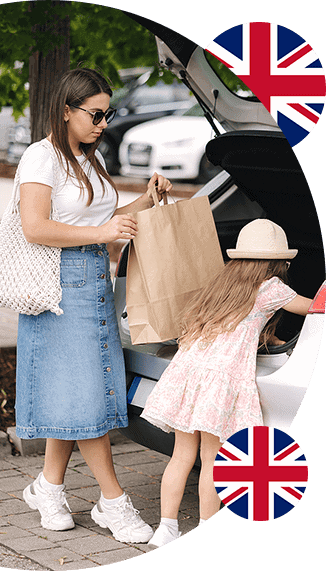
[
  {"left": 147, "top": 183, "right": 168, "bottom": 208},
  {"left": 10, "top": 139, "right": 60, "bottom": 221}
]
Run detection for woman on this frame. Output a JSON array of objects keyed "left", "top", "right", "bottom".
[{"left": 16, "top": 67, "right": 172, "bottom": 543}]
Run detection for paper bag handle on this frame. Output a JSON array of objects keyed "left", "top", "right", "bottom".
[{"left": 148, "top": 183, "right": 168, "bottom": 208}]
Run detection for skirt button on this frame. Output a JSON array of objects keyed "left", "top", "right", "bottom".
[
  {"left": 106, "top": 367, "right": 111, "bottom": 372},
  {"left": 109, "top": 390, "right": 115, "bottom": 395},
  {"left": 100, "top": 297, "right": 105, "bottom": 303}
]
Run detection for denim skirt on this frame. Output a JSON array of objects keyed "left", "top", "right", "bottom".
[{"left": 15, "top": 244, "right": 128, "bottom": 440}]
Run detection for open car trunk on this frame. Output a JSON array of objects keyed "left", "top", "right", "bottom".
[{"left": 205, "top": 130, "right": 325, "bottom": 345}]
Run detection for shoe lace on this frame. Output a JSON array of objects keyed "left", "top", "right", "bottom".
[
  {"left": 118, "top": 496, "right": 143, "bottom": 526},
  {"left": 43, "top": 489, "right": 71, "bottom": 516}
]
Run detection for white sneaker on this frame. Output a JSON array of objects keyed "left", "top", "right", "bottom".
[
  {"left": 91, "top": 494, "right": 153, "bottom": 543},
  {"left": 23, "top": 473, "right": 75, "bottom": 531},
  {"left": 148, "top": 524, "right": 181, "bottom": 548}
]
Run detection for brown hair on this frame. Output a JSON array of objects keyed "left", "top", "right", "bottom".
[
  {"left": 179, "top": 259, "right": 289, "bottom": 349},
  {"left": 49, "top": 67, "right": 117, "bottom": 206}
]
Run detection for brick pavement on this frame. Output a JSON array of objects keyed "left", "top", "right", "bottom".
[{"left": 0, "top": 430, "right": 199, "bottom": 569}]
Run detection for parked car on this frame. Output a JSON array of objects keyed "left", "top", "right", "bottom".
[
  {"left": 113, "top": 13, "right": 325, "bottom": 460},
  {"left": 6, "top": 70, "right": 193, "bottom": 170},
  {"left": 6, "top": 108, "right": 30, "bottom": 164},
  {"left": 99, "top": 70, "right": 194, "bottom": 174},
  {"left": 119, "top": 104, "right": 222, "bottom": 182},
  {"left": 0, "top": 106, "right": 17, "bottom": 158}
]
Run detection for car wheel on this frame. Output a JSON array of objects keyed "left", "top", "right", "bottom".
[
  {"left": 98, "top": 138, "right": 119, "bottom": 175},
  {"left": 198, "top": 154, "right": 222, "bottom": 183}
]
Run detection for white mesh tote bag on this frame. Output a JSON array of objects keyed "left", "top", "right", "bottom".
[{"left": 0, "top": 143, "right": 63, "bottom": 316}]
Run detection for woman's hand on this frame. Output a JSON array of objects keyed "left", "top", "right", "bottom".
[
  {"left": 100, "top": 214, "right": 138, "bottom": 243},
  {"left": 147, "top": 172, "right": 173, "bottom": 205}
]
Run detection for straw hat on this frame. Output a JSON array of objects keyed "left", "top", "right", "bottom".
[{"left": 226, "top": 219, "right": 298, "bottom": 260}]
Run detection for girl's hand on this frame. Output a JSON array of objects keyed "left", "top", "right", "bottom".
[
  {"left": 147, "top": 172, "right": 173, "bottom": 205},
  {"left": 100, "top": 214, "right": 138, "bottom": 242}
]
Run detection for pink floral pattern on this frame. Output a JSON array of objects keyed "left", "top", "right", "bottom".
[{"left": 141, "top": 277, "right": 297, "bottom": 442}]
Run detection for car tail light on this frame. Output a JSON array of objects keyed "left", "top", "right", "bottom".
[{"left": 308, "top": 281, "right": 326, "bottom": 314}]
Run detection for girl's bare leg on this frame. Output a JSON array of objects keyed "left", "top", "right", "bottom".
[
  {"left": 161, "top": 430, "right": 200, "bottom": 519},
  {"left": 77, "top": 433, "right": 123, "bottom": 499},
  {"left": 43, "top": 439, "right": 75, "bottom": 485},
  {"left": 199, "top": 431, "right": 222, "bottom": 520}
]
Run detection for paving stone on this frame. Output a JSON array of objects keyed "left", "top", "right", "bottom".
[
  {"left": 126, "top": 493, "right": 159, "bottom": 511},
  {"left": 116, "top": 470, "right": 153, "bottom": 488},
  {"left": 0, "top": 525, "right": 31, "bottom": 540},
  {"left": 136, "top": 461, "right": 168, "bottom": 478},
  {"left": 126, "top": 481, "right": 161, "bottom": 499},
  {"left": 111, "top": 441, "right": 148, "bottom": 455},
  {"left": 0, "top": 460, "right": 16, "bottom": 470},
  {"left": 67, "top": 497, "right": 95, "bottom": 513},
  {"left": 52, "top": 559, "right": 99, "bottom": 570},
  {"left": 5, "top": 511, "right": 42, "bottom": 529},
  {"left": 0, "top": 498, "right": 30, "bottom": 516},
  {"left": 0, "top": 534, "right": 56, "bottom": 552},
  {"left": 6, "top": 455, "right": 45, "bottom": 468},
  {"left": 132, "top": 507, "right": 161, "bottom": 526},
  {"left": 60, "top": 533, "right": 125, "bottom": 555},
  {"left": 0, "top": 545, "right": 47, "bottom": 570},
  {"left": 22, "top": 547, "right": 84, "bottom": 571},
  {"left": 62, "top": 472, "right": 98, "bottom": 490},
  {"left": 0, "top": 469, "right": 18, "bottom": 479},
  {"left": 28, "top": 525, "right": 95, "bottom": 543},
  {"left": 71, "top": 513, "right": 97, "bottom": 529},
  {"left": 69, "top": 487, "right": 99, "bottom": 503},
  {"left": 0, "top": 475, "right": 33, "bottom": 492},
  {"left": 89, "top": 546, "right": 142, "bottom": 565},
  {"left": 113, "top": 451, "right": 162, "bottom": 466},
  {"left": 179, "top": 516, "right": 199, "bottom": 534}
]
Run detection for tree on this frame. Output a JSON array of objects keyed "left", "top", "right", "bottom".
[
  {"left": 0, "top": 1, "right": 251, "bottom": 140},
  {"left": 28, "top": 1, "right": 70, "bottom": 142}
]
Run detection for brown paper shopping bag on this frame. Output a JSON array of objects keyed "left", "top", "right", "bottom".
[{"left": 126, "top": 190, "right": 224, "bottom": 344}]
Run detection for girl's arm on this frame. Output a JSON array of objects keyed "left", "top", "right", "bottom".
[
  {"left": 20, "top": 183, "right": 138, "bottom": 248},
  {"left": 283, "top": 295, "right": 312, "bottom": 316}
]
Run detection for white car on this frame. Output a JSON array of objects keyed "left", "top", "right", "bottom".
[{"left": 119, "top": 105, "right": 222, "bottom": 182}]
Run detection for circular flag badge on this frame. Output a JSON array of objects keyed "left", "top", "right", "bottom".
[
  {"left": 213, "top": 426, "right": 308, "bottom": 521},
  {"left": 206, "top": 22, "right": 325, "bottom": 146}
]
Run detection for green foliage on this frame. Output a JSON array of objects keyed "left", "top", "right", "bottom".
[
  {"left": 0, "top": 1, "right": 167, "bottom": 115},
  {"left": 0, "top": 1, "right": 252, "bottom": 118}
]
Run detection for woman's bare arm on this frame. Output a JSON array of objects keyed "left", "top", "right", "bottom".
[{"left": 20, "top": 183, "right": 138, "bottom": 247}]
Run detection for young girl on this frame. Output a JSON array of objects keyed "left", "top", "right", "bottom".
[
  {"left": 141, "top": 218, "right": 313, "bottom": 547},
  {"left": 16, "top": 67, "right": 172, "bottom": 543}
]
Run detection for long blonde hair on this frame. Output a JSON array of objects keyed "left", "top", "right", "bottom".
[{"left": 179, "top": 259, "right": 289, "bottom": 348}]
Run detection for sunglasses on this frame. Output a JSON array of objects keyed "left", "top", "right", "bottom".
[{"left": 70, "top": 105, "right": 117, "bottom": 126}]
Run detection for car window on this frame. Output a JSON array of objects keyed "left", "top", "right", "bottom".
[
  {"left": 129, "top": 82, "right": 190, "bottom": 107},
  {"left": 183, "top": 104, "right": 204, "bottom": 117}
]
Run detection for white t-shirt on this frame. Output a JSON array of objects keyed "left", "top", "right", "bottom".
[{"left": 19, "top": 138, "right": 117, "bottom": 227}]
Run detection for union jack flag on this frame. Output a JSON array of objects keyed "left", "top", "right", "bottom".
[
  {"left": 206, "top": 23, "right": 326, "bottom": 146},
  {"left": 213, "top": 427, "right": 308, "bottom": 520}
]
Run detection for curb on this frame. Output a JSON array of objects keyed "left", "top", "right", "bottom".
[{"left": 6, "top": 426, "right": 79, "bottom": 457}]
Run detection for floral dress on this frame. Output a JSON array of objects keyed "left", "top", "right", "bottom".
[{"left": 140, "top": 277, "right": 297, "bottom": 442}]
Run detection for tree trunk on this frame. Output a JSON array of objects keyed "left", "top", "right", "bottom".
[{"left": 29, "top": 1, "right": 70, "bottom": 143}]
